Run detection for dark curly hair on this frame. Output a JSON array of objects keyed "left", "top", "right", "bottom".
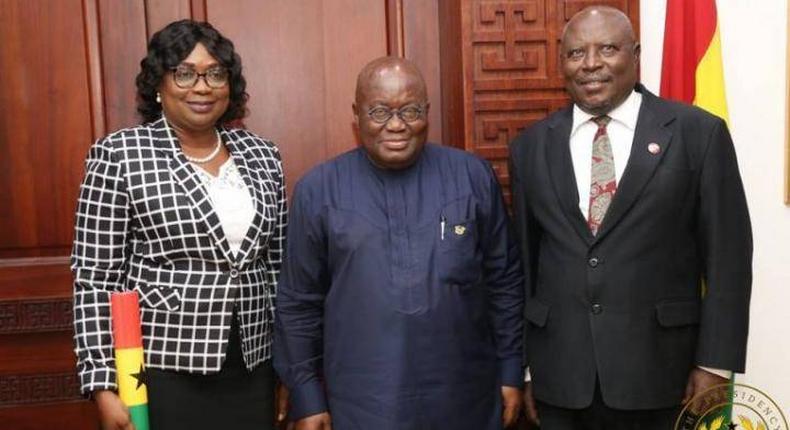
[{"left": 136, "top": 19, "right": 248, "bottom": 124}]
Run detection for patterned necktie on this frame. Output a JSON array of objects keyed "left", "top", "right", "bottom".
[{"left": 588, "top": 116, "right": 616, "bottom": 236}]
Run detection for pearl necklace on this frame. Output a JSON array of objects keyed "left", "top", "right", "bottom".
[{"left": 183, "top": 130, "right": 223, "bottom": 164}]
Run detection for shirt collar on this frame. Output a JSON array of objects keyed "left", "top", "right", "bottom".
[{"left": 571, "top": 89, "right": 642, "bottom": 136}]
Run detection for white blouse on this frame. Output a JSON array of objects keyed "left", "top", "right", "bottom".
[{"left": 193, "top": 158, "right": 255, "bottom": 257}]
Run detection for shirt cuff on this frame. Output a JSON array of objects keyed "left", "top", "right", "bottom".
[
  {"left": 524, "top": 367, "right": 531, "bottom": 383},
  {"left": 500, "top": 357, "right": 525, "bottom": 388},
  {"left": 698, "top": 365, "right": 733, "bottom": 380},
  {"left": 289, "top": 379, "right": 329, "bottom": 420}
]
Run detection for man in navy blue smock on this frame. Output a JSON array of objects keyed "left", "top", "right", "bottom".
[{"left": 275, "top": 57, "right": 525, "bottom": 430}]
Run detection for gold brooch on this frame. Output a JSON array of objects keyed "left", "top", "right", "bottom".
[{"left": 454, "top": 225, "right": 466, "bottom": 236}]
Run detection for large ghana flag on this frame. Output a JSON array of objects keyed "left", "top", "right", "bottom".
[{"left": 659, "top": 0, "right": 735, "bottom": 427}]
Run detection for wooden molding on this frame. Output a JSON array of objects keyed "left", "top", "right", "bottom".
[
  {"left": 386, "top": 0, "right": 405, "bottom": 56},
  {"left": 438, "top": 0, "right": 466, "bottom": 149},
  {"left": 190, "top": 0, "right": 207, "bottom": 22},
  {"left": 81, "top": 0, "right": 106, "bottom": 140},
  {"left": 0, "top": 256, "right": 70, "bottom": 269}
]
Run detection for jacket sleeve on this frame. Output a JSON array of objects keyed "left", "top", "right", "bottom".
[
  {"left": 273, "top": 180, "right": 329, "bottom": 420},
  {"left": 508, "top": 139, "right": 542, "bottom": 372},
  {"left": 71, "top": 138, "right": 130, "bottom": 395},
  {"left": 265, "top": 145, "right": 288, "bottom": 308},
  {"left": 695, "top": 118, "right": 752, "bottom": 372},
  {"left": 479, "top": 161, "right": 525, "bottom": 388}
]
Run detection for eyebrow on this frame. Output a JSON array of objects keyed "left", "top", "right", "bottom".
[{"left": 177, "top": 61, "right": 221, "bottom": 68}]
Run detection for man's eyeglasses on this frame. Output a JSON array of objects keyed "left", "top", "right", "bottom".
[
  {"left": 366, "top": 104, "right": 427, "bottom": 124},
  {"left": 171, "top": 66, "right": 229, "bottom": 89}
]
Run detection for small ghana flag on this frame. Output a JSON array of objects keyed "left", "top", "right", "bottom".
[{"left": 111, "top": 291, "right": 150, "bottom": 430}]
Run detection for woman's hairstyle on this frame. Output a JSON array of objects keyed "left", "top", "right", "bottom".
[{"left": 135, "top": 19, "right": 248, "bottom": 124}]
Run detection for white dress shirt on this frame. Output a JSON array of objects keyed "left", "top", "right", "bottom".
[
  {"left": 525, "top": 91, "right": 731, "bottom": 382},
  {"left": 194, "top": 158, "right": 255, "bottom": 257}
]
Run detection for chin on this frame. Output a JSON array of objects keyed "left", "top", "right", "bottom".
[
  {"left": 579, "top": 101, "right": 611, "bottom": 115},
  {"left": 380, "top": 155, "right": 416, "bottom": 169}
]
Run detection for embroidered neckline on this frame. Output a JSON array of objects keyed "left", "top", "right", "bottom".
[{"left": 193, "top": 158, "right": 247, "bottom": 190}]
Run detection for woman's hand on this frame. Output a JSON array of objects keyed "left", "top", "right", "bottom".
[{"left": 94, "top": 390, "right": 135, "bottom": 430}]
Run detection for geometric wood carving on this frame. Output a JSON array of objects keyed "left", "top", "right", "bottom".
[
  {"left": 0, "top": 298, "right": 73, "bottom": 334},
  {"left": 448, "top": 0, "right": 639, "bottom": 200},
  {"left": 0, "top": 372, "right": 82, "bottom": 406}
]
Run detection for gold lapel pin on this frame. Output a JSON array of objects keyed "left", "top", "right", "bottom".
[{"left": 454, "top": 225, "right": 466, "bottom": 236}]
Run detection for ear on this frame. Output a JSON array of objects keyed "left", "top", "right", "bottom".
[
  {"left": 424, "top": 102, "right": 431, "bottom": 114},
  {"left": 633, "top": 42, "right": 641, "bottom": 63},
  {"left": 352, "top": 102, "right": 360, "bottom": 127}
]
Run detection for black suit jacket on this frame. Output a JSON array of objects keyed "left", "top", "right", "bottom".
[{"left": 508, "top": 85, "right": 752, "bottom": 410}]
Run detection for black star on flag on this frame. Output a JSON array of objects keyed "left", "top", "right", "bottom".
[
  {"left": 130, "top": 363, "right": 147, "bottom": 390},
  {"left": 727, "top": 423, "right": 738, "bottom": 430}
]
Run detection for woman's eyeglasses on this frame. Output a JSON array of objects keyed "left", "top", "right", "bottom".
[{"left": 171, "top": 66, "right": 229, "bottom": 89}]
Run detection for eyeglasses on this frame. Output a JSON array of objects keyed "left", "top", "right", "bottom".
[
  {"left": 170, "top": 66, "right": 229, "bottom": 89},
  {"left": 366, "top": 104, "right": 427, "bottom": 124}
]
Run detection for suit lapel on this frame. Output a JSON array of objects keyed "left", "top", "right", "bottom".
[
  {"left": 546, "top": 108, "right": 594, "bottom": 245},
  {"left": 153, "top": 117, "right": 235, "bottom": 263},
  {"left": 593, "top": 87, "right": 675, "bottom": 243},
  {"left": 224, "top": 130, "right": 266, "bottom": 267}
]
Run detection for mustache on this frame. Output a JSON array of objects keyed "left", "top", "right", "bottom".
[{"left": 576, "top": 76, "right": 612, "bottom": 84}]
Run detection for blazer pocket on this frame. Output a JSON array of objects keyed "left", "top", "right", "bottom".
[
  {"left": 656, "top": 300, "right": 700, "bottom": 327},
  {"left": 524, "top": 299, "right": 550, "bottom": 328},
  {"left": 136, "top": 284, "right": 182, "bottom": 312}
]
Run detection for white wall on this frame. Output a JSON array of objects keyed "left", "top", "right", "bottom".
[{"left": 641, "top": 0, "right": 790, "bottom": 412}]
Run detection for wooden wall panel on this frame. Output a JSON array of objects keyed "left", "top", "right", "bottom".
[
  {"left": 207, "top": 0, "right": 329, "bottom": 193},
  {"left": 0, "top": 0, "right": 95, "bottom": 259},
  {"left": 0, "top": 1, "right": 100, "bottom": 425},
  {"left": 144, "top": 0, "right": 193, "bottom": 36},
  {"left": 0, "top": 1, "right": 179, "bottom": 427},
  {"left": 441, "top": 0, "right": 639, "bottom": 202},
  {"left": 403, "top": 0, "right": 443, "bottom": 145},
  {"left": 321, "top": 0, "right": 389, "bottom": 158},
  {"left": 206, "top": 0, "right": 388, "bottom": 191},
  {"left": 97, "top": 0, "right": 148, "bottom": 131}
]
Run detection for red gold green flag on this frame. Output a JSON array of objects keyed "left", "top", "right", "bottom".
[
  {"left": 660, "top": 0, "right": 729, "bottom": 124},
  {"left": 660, "top": 2, "right": 734, "bottom": 428},
  {"left": 111, "top": 291, "right": 150, "bottom": 430}
]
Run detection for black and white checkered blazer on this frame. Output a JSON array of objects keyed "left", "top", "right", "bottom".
[{"left": 71, "top": 116, "right": 287, "bottom": 394}]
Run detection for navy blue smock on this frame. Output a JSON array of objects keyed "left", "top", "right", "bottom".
[{"left": 275, "top": 144, "right": 524, "bottom": 429}]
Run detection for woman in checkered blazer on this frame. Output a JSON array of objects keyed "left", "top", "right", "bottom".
[{"left": 71, "top": 20, "right": 287, "bottom": 430}]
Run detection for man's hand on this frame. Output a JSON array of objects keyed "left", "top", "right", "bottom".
[
  {"left": 276, "top": 382, "right": 290, "bottom": 424},
  {"left": 682, "top": 368, "right": 730, "bottom": 415},
  {"left": 502, "top": 386, "right": 523, "bottom": 428},
  {"left": 94, "top": 390, "right": 135, "bottom": 430},
  {"left": 523, "top": 382, "right": 539, "bottom": 426},
  {"left": 294, "top": 412, "right": 332, "bottom": 430}
]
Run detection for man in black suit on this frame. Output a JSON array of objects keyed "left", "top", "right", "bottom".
[{"left": 509, "top": 6, "right": 752, "bottom": 429}]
